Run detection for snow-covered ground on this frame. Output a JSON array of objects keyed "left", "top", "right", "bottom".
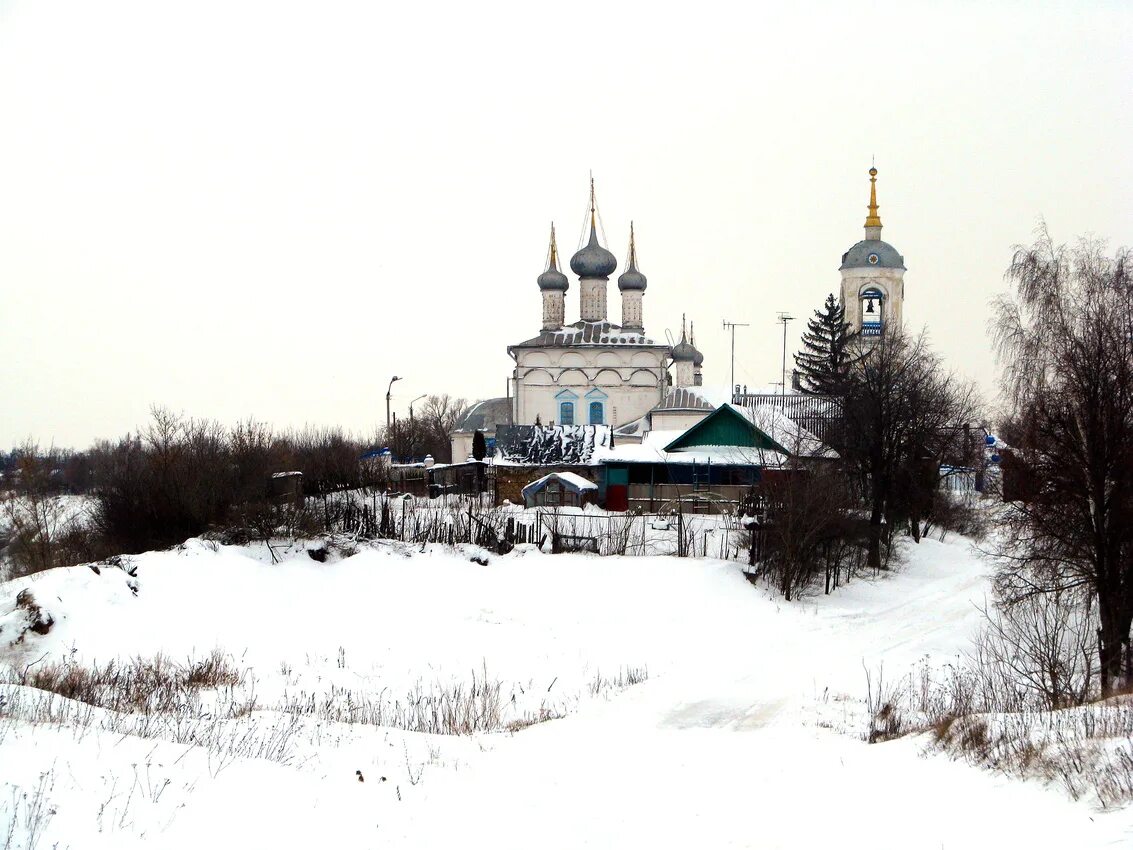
[{"left": 2, "top": 536, "right": 1131, "bottom": 848}]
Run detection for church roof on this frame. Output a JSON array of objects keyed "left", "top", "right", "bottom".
[
  {"left": 453, "top": 397, "right": 513, "bottom": 434},
  {"left": 510, "top": 320, "right": 667, "bottom": 349},
  {"left": 839, "top": 239, "right": 906, "bottom": 271},
  {"left": 654, "top": 386, "right": 719, "bottom": 412}
]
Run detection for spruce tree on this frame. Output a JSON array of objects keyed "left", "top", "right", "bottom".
[
  {"left": 794, "top": 294, "right": 856, "bottom": 394},
  {"left": 472, "top": 430, "right": 487, "bottom": 461}
]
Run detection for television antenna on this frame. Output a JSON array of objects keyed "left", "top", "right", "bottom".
[
  {"left": 776, "top": 313, "right": 795, "bottom": 395},
  {"left": 722, "top": 319, "right": 750, "bottom": 399}
]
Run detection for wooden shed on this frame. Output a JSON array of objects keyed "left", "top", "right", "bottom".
[{"left": 521, "top": 471, "right": 598, "bottom": 508}]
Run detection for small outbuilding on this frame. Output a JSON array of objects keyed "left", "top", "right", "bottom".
[
  {"left": 521, "top": 471, "right": 598, "bottom": 508},
  {"left": 270, "top": 471, "right": 304, "bottom": 507}
]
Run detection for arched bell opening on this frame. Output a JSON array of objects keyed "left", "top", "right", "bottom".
[{"left": 860, "top": 287, "right": 885, "bottom": 337}]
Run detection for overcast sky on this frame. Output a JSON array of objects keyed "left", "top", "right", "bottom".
[{"left": 1, "top": 0, "right": 1130, "bottom": 448}]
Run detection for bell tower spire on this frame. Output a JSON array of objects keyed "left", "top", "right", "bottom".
[{"left": 864, "top": 165, "right": 883, "bottom": 240}]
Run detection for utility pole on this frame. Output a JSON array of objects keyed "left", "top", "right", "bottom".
[
  {"left": 386, "top": 375, "right": 402, "bottom": 430},
  {"left": 776, "top": 313, "right": 795, "bottom": 395},
  {"left": 722, "top": 319, "right": 750, "bottom": 401}
]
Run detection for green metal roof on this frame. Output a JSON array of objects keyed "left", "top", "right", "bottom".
[{"left": 663, "top": 404, "right": 790, "bottom": 455}]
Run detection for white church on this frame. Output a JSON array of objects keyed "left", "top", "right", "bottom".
[
  {"left": 507, "top": 183, "right": 703, "bottom": 432},
  {"left": 449, "top": 169, "right": 904, "bottom": 461}
]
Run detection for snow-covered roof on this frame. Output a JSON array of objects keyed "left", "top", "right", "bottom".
[
  {"left": 734, "top": 404, "right": 838, "bottom": 459},
  {"left": 453, "top": 397, "right": 513, "bottom": 434},
  {"left": 521, "top": 471, "right": 598, "bottom": 498},
  {"left": 613, "top": 413, "right": 648, "bottom": 436},
  {"left": 510, "top": 320, "right": 668, "bottom": 349},
  {"left": 654, "top": 385, "right": 728, "bottom": 411},
  {"left": 594, "top": 429, "right": 790, "bottom": 467},
  {"left": 495, "top": 424, "right": 610, "bottom": 465},
  {"left": 595, "top": 401, "right": 838, "bottom": 467}
]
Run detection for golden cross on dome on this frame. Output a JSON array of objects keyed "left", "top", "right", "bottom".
[{"left": 865, "top": 165, "right": 882, "bottom": 229}]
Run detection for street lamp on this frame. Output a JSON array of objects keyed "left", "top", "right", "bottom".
[
  {"left": 386, "top": 376, "right": 402, "bottom": 430},
  {"left": 409, "top": 394, "right": 426, "bottom": 420}
]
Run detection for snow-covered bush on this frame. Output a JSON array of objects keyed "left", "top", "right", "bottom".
[{"left": 864, "top": 592, "right": 1132, "bottom": 806}]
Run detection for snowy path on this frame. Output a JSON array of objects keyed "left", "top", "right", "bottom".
[{"left": 370, "top": 561, "right": 1124, "bottom": 850}]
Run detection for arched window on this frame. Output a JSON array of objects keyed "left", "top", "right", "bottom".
[
  {"left": 584, "top": 388, "right": 608, "bottom": 426},
  {"left": 860, "top": 288, "right": 884, "bottom": 336},
  {"left": 555, "top": 389, "right": 578, "bottom": 427}
]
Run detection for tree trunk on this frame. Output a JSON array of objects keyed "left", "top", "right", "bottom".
[
  {"left": 867, "top": 501, "right": 883, "bottom": 570},
  {"left": 1097, "top": 594, "right": 1133, "bottom": 696}
]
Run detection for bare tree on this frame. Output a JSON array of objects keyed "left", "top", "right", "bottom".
[
  {"left": 757, "top": 459, "right": 856, "bottom": 600},
  {"left": 2, "top": 440, "right": 76, "bottom": 575},
  {"left": 419, "top": 394, "right": 470, "bottom": 462},
  {"left": 991, "top": 228, "right": 1133, "bottom": 695},
  {"left": 834, "top": 330, "right": 981, "bottom": 568}
]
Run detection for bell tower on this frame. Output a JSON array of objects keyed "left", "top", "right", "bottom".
[{"left": 839, "top": 166, "right": 906, "bottom": 342}]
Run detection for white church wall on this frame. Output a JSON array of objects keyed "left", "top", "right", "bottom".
[
  {"left": 652, "top": 410, "right": 711, "bottom": 432},
  {"left": 513, "top": 346, "right": 668, "bottom": 428},
  {"left": 450, "top": 432, "right": 474, "bottom": 463},
  {"left": 519, "top": 382, "right": 662, "bottom": 427}
]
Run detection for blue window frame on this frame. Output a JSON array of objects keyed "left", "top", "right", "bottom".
[
  {"left": 555, "top": 388, "right": 579, "bottom": 426},
  {"left": 861, "top": 288, "right": 884, "bottom": 336},
  {"left": 584, "top": 388, "right": 608, "bottom": 426}
]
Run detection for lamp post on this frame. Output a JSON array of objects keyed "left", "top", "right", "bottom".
[
  {"left": 409, "top": 394, "right": 426, "bottom": 421},
  {"left": 386, "top": 376, "right": 401, "bottom": 430}
]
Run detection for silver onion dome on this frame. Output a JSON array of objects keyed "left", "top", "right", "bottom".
[
  {"left": 617, "top": 222, "right": 647, "bottom": 291},
  {"left": 570, "top": 222, "right": 617, "bottom": 278},
  {"left": 538, "top": 224, "right": 569, "bottom": 291}
]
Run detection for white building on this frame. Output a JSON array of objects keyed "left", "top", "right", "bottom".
[{"left": 839, "top": 167, "right": 906, "bottom": 339}]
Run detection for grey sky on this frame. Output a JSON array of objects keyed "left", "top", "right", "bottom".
[{"left": 1, "top": 0, "right": 1130, "bottom": 448}]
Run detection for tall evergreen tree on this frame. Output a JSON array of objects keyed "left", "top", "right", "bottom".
[
  {"left": 794, "top": 294, "right": 855, "bottom": 394},
  {"left": 471, "top": 430, "right": 487, "bottom": 461}
]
